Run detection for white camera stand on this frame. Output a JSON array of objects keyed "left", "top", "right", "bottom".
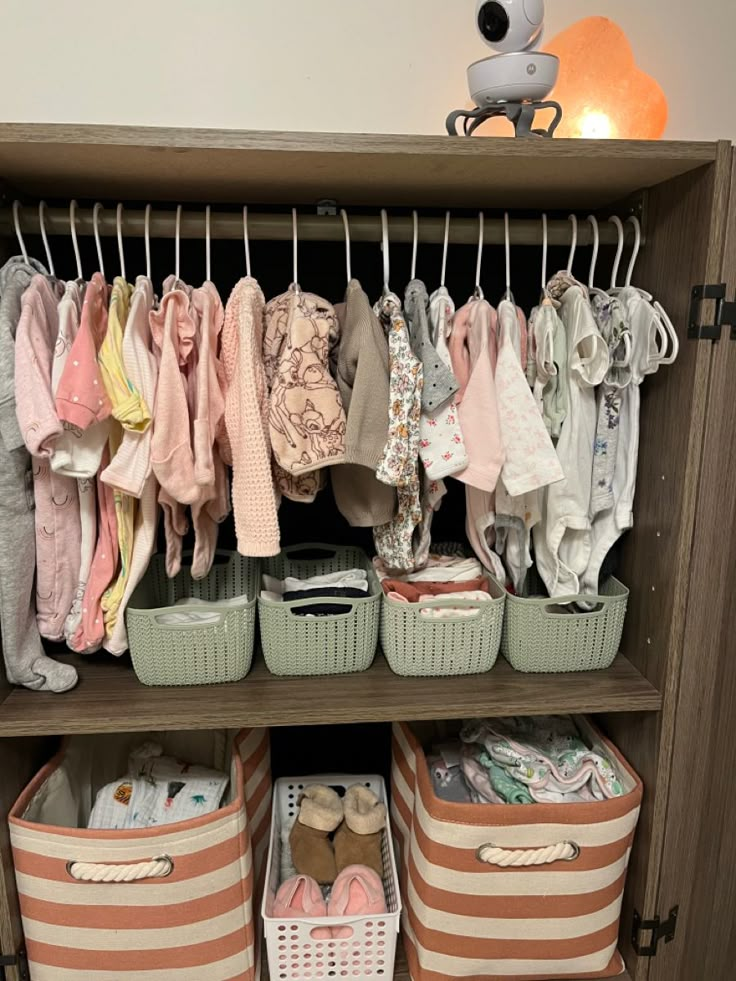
[{"left": 446, "top": 99, "right": 563, "bottom": 138}]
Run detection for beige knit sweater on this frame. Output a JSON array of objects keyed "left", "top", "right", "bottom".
[{"left": 221, "top": 277, "right": 280, "bottom": 557}]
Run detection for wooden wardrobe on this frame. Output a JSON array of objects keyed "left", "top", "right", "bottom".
[{"left": 0, "top": 125, "right": 734, "bottom": 981}]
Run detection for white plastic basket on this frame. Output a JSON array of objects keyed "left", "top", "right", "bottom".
[{"left": 263, "top": 774, "right": 402, "bottom": 980}]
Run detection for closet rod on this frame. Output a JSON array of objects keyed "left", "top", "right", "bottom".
[{"left": 0, "top": 208, "right": 640, "bottom": 247}]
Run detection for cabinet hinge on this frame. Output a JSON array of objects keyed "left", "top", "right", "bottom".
[
  {"left": 632, "top": 906, "right": 679, "bottom": 957},
  {"left": 0, "top": 946, "right": 30, "bottom": 980},
  {"left": 689, "top": 284, "right": 736, "bottom": 340}
]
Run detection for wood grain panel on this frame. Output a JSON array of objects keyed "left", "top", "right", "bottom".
[
  {"left": 0, "top": 652, "right": 661, "bottom": 738},
  {"left": 0, "top": 123, "right": 717, "bottom": 209},
  {"left": 649, "top": 151, "right": 736, "bottom": 981}
]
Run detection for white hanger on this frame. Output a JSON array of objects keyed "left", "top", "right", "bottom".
[
  {"left": 340, "top": 209, "right": 352, "bottom": 285},
  {"left": 609, "top": 216, "right": 625, "bottom": 291},
  {"left": 38, "top": 201, "right": 55, "bottom": 278},
  {"left": 174, "top": 204, "right": 182, "bottom": 282},
  {"left": 653, "top": 300, "right": 680, "bottom": 365},
  {"left": 70, "top": 200, "right": 83, "bottom": 281},
  {"left": 12, "top": 201, "right": 29, "bottom": 263},
  {"left": 587, "top": 215, "right": 600, "bottom": 289},
  {"left": 243, "top": 206, "right": 252, "bottom": 278},
  {"left": 504, "top": 211, "right": 512, "bottom": 300},
  {"left": 205, "top": 205, "right": 211, "bottom": 283},
  {"left": 116, "top": 203, "right": 126, "bottom": 281},
  {"left": 566, "top": 214, "right": 578, "bottom": 276},
  {"left": 93, "top": 202, "right": 105, "bottom": 278},
  {"left": 411, "top": 210, "right": 419, "bottom": 281},
  {"left": 291, "top": 208, "right": 301, "bottom": 292},
  {"left": 624, "top": 215, "right": 642, "bottom": 287},
  {"left": 381, "top": 208, "right": 391, "bottom": 297},
  {"left": 440, "top": 210, "right": 450, "bottom": 289},
  {"left": 144, "top": 204, "right": 152, "bottom": 281},
  {"left": 541, "top": 213, "right": 548, "bottom": 294},
  {"left": 474, "top": 211, "right": 485, "bottom": 300}
]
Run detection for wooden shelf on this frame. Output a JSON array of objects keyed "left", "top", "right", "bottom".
[
  {"left": 0, "top": 123, "right": 719, "bottom": 210},
  {"left": 0, "top": 650, "right": 661, "bottom": 738}
]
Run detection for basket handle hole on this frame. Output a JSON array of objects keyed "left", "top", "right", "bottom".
[
  {"left": 286, "top": 547, "right": 338, "bottom": 561},
  {"left": 544, "top": 602, "right": 604, "bottom": 615}
]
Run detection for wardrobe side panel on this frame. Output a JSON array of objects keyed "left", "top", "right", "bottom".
[
  {"left": 648, "top": 150, "right": 736, "bottom": 981},
  {"left": 603, "top": 145, "right": 733, "bottom": 981}
]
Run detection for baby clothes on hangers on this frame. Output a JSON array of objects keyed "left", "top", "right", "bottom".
[
  {"left": 331, "top": 280, "right": 397, "bottom": 528},
  {"left": 528, "top": 298, "right": 569, "bottom": 438},
  {"left": 221, "top": 277, "right": 280, "bottom": 556},
  {"left": 412, "top": 474, "right": 447, "bottom": 570},
  {"left": 0, "top": 256, "right": 77, "bottom": 692},
  {"left": 373, "top": 292, "right": 423, "bottom": 572},
  {"left": 15, "top": 275, "right": 82, "bottom": 641},
  {"left": 534, "top": 282, "right": 609, "bottom": 597}
]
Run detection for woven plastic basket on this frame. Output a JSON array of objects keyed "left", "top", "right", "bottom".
[
  {"left": 380, "top": 577, "right": 506, "bottom": 677},
  {"left": 501, "top": 571, "right": 629, "bottom": 673},
  {"left": 127, "top": 551, "right": 258, "bottom": 687},
  {"left": 259, "top": 544, "right": 380, "bottom": 677}
]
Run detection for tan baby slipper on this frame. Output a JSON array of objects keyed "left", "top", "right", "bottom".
[
  {"left": 333, "top": 784, "right": 386, "bottom": 878},
  {"left": 289, "top": 785, "right": 343, "bottom": 885}
]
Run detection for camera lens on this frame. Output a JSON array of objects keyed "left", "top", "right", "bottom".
[{"left": 478, "top": 1, "right": 510, "bottom": 43}]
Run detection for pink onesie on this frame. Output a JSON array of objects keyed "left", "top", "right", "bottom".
[
  {"left": 14, "top": 276, "right": 81, "bottom": 640},
  {"left": 55, "top": 273, "right": 111, "bottom": 431}
]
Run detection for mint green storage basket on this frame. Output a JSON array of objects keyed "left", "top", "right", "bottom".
[
  {"left": 259, "top": 544, "right": 380, "bottom": 677},
  {"left": 127, "top": 551, "right": 258, "bottom": 687},
  {"left": 501, "top": 572, "right": 629, "bottom": 673},
  {"left": 380, "top": 577, "right": 506, "bottom": 677}
]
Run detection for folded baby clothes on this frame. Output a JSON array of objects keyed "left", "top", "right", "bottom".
[
  {"left": 88, "top": 742, "right": 229, "bottom": 830},
  {"left": 417, "top": 590, "right": 491, "bottom": 619},
  {"left": 283, "top": 587, "right": 367, "bottom": 601},
  {"left": 261, "top": 569, "right": 369, "bottom": 602},
  {"left": 373, "top": 554, "right": 482, "bottom": 583},
  {"left": 383, "top": 577, "right": 490, "bottom": 604}
]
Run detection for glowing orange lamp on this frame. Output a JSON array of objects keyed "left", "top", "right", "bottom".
[{"left": 543, "top": 17, "right": 668, "bottom": 139}]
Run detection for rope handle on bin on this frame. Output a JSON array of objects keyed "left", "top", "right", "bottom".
[
  {"left": 67, "top": 854, "right": 174, "bottom": 882},
  {"left": 476, "top": 841, "right": 580, "bottom": 867}
]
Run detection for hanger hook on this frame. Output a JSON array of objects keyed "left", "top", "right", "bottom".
[
  {"left": 38, "top": 201, "right": 55, "bottom": 278},
  {"left": 566, "top": 214, "right": 578, "bottom": 275},
  {"left": 625, "top": 215, "right": 642, "bottom": 287},
  {"left": 12, "top": 201, "right": 29, "bottom": 264},
  {"left": 541, "top": 213, "right": 548, "bottom": 292},
  {"left": 474, "top": 211, "right": 485, "bottom": 300},
  {"left": 292, "top": 208, "right": 300, "bottom": 292},
  {"left": 144, "top": 204, "right": 152, "bottom": 281},
  {"left": 340, "top": 209, "right": 352, "bottom": 285},
  {"left": 609, "top": 216, "right": 625, "bottom": 290},
  {"left": 116, "top": 203, "right": 126, "bottom": 281},
  {"left": 411, "top": 210, "right": 419, "bottom": 282},
  {"left": 243, "top": 206, "right": 252, "bottom": 278},
  {"left": 93, "top": 202, "right": 105, "bottom": 278},
  {"left": 205, "top": 205, "right": 211, "bottom": 282},
  {"left": 587, "top": 215, "right": 600, "bottom": 289},
  {"left": 441, "top": 211, "right": 450, "bottom": 289},
  {"left": 381, "top": 209, "right": 390, "bottom": 296},
  {"left": 504, "top": 211, "right": 512, "bottom": 298},
  {"left": 69, "top": 200, "right": 83, "bottom": 281},
  {"left": 174, "top": 204, "right": 182, "bottom": 282}
]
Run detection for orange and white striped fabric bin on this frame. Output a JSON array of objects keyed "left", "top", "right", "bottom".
[
  {"left": 9, "top": 727, "right": 271, "bottom": 981},
  {"left": 391, "top": 720, "right": 643, "bottom": 981}
]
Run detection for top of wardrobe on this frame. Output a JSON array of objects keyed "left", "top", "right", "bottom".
[{"left": 0, "top": 123, "right": 722, "bottom": 209}]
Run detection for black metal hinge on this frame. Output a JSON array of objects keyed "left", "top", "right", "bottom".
[
  {"left": 0, "top": 947, "right": 30, "bottom": 980},
  {"left": 689, "top": 284, "right": 736, "bottom": 340},
  {"left": 632, "top": 906, "right": 679, "bottom": 957}
]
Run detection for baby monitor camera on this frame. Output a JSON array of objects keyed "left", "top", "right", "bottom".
[{"left": 476, "top": 0, "right": 544, "bottom": 54}]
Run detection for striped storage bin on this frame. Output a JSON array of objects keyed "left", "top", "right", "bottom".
[
  {"left": 391, "top": 721, "right": 643, "bottom": 981},
  {"left": 9, "top": 728, "right": 272, "bottom": 981}
]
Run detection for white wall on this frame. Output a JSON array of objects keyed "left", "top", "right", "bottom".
[{"left": 0, "top": 0, "right": 732, "bottom": 141}]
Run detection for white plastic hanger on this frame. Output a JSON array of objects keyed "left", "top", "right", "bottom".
[
  {"left": 586, "top": 215, "right": 610, "bottom": 302},
  {"left": 70, "top": 200, "right": 83, "bottom": 281},
  {"left": 608, "top": 216, "right": 625, "bottom": 291},
  {"left": 340, "top": 209, "right": 352, "bottom": 285},
  {"left": 624, "top": 215, "right": 642, "bottom": 288},
  {"left": 292, "top": 208, "right": 300, "bottom": 293},
  {"left": 243, "top": 206, "right": 252, "bottom": 278},
  {"left": 174, "top": 204, "right": 182, "bottom": 283},
  {"left": 38, "top": 201, "right": 55, "bottom": 278},
  {"left": 93, "top": 202, "right": 105, "bottom": 278},
  {"left": 504, "top": 211, "right": 513, "bottom": 301},
  {"left": 411, "top": 210, "right": 419, "bottom": 282},
  {"left": 566, "top": 214, "right": 578, "bottom": 276},
  {"left": 205, "top": 205, "right": 211, "bottom": 283},
  {"left": 474, "top": 211, "right": 485, "bottom": 300},
  {"left": 12, "top": 201, "right": 29, "bottom": 263},
  {"left": 144, "top": 204, "right": 152, "bottom": 281},
  {"left": 381, "top": 208, "right": 391, "bottom": 297},
  {"left": 116, "top": 203, "right": 126, "bottom": 281},
  {"left": 440, "top": 210, "right": 450, "bottom": 290},
  {"left": 541, "top": 213, "right": 548, "bottom": 295},
  {"left": 625, "top": 215, "right": 679, "bottom": 365}
]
